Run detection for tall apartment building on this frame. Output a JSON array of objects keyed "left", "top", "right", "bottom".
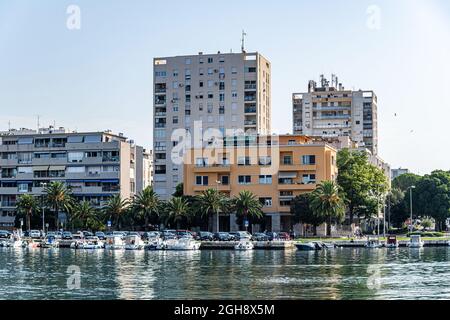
[
  {"left": 391, "top": 168, "right": 409, "bottom": 180},
  {"left": 0, "top": 127, "right": 146, "bottom": 230},
  {"left": 183, "top": 134, "right": 338, "bottom": 232},
  {"left": 293, "top": 75, "right": 378, "bottom": 155},
  {"left": 153, "top": 51, "right": 271, "bottom": 199}
]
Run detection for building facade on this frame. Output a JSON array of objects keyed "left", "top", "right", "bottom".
[
  {"left": 391, "top": 168, "right": 409, "bottom": 180},
  {"left": 153, "top": 51, "right": 271, "bottom": 199},
  {"left": 183, "top": 134, "right": 338, "bottom": 232},
  {"left": 293, "top": 74, "right": 379, "bottom": 155},
  {"left": 0, "top": 127, "right": 145, "bottom": 230}
]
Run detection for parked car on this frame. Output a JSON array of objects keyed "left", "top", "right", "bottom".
[
  {"left": 234, "top": 231, "right": 252, "bottom": 241},
  {"left": 199, "top": 231, "right": 214, "bottom": 241},
  {"left": 62, "top": 231, "right": 73, "bottom": 240},
  {"left": 162, "top": 230, "right": 177, "bottom": 240},
  {"left": 227, "top": 232, "right": 238, "bottom": 241},
  {"left": 214, "top": 232, "right": 233, "bottom": 241},
  {"left": 278, "top": 232, "right": 291, "bottom": 241},
  {"left": 265, "top": 232, "right": 279, "bottom": 241},
  {"left": 252, "top": 233, "right": 270, "bottom": 241},
  {"left": 142, "top": 231, "right": 161, "bottom": 241},
  {"left": 0, "top": 230, "right": 11, "bottom": 239},
  {"left": 176, "top": 230, "right": 194, "bottom": 239},
  {"left": 95, "top": 232, "right": 106, "bottom": 240},
  {"left": 30, "top": 230, "right": 41, "bottom": 239},
  {"left": 46, "top": 231, "right": 62, "bottom": 239},
  {"left": 82, "top": 231, "right": 93, "bottom": 237}
]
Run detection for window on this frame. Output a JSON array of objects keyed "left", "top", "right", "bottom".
[
  {"left": 208, "top": 80, "right": 214, "bottom": 88},
  {"left": 68, "top": 152, "right": 84, "bottom": 163},
  {"left": 231, "top": 67, "right": 237, "bottom": 74},
  {"left": 302, "top": 174, "right": 316, "bottom": 184},
  {"left": 199, "top": 69, "right": 204, "bottom": 76},
  {"left": 238, "top": 157, "right": 251, "bottom": 166},
  {"left": 173, "top": 116, "right": 179, "bottom": 124},
  {"left": 219, "top": 57, "right": 225, "bottom": 63},
  {"left": 208, "top": 68, "right": 213, "bottom": 75},
  {"left": 259, "top": 198, "right": 273, "bottom": 207},
  {"left": 232, "top": 103, "right": 238, "bottom": 111},
  {"left": 185, "top": 58, "right": 191, "bottom": 65},
  {"left": 18, "top": 153, "right": 32, "bottom": 164},
  {"left": 219, "top": 82, "right": 225, "bottom": 90},
  {"left": 207, "top": 57, "right": 213, "bottom": 63},
  {"left": 66, "top": 166, "right": 85, "bottom": 173},
  {"left": 67, "top": 136, "right": 84, "bottom": 143},
  {"left": 199, "top": 81, "right": 204, "bottom": 87},
  {"left": 259, "top": 175, "right": 272, "bottom": 184},
  {"left": 155, "top": 165, "right": 166, "bottom": 175},
  {"left": 259, "top": 156, "right": 272, "bottom": 166},
  {"left": 238, "top": 175, "right": 251, "bottom": 185},
  {"left": 84, "top": 135, "right": 102, "bottom": 143},
  {"left": 246, "top": 67, "right": 256, "bottom": 73},
  {"left": 155, "top": 130, "right": 166, "bottom": 139},
  {"left": 155, "top": 142, "right": 166, "bottom": 151},
  {"left": 18, "top": 137, "right": 33, "bottom": 145},
  {"left": 283, "top": 156, "right": 293, "bottom": 165},
  {"left": 18, "top": 183, "right": 30, "bottom": 193},
  {"left": 219, "top": 94, "right": 225, "bottom": 102},
  {"left": 85, "top": 151, "right": 100, "bottom": 158},
  {"left": 155, "top": 71, "right": 167, "bottom": 77},
  {"left": 231, "top": 79, "right": 237, "bottom": 87},
  {"left": 173, "top": 69, "right": 179, "bottom": 77},
  {"left": 221, "top": 175, "right": 229, "bottom": 185},
  {"left": 195, "top": 176, "right": 209, "bottom": 186},
  {"left": 17, "top": 167, "right": 32, "bottom": 174},
  {"left": 232, "top": 91, "right": 238, "bottom": 98},
  {"left": 172, "top": 81, "right": 179, "bottom": 89},
  {"left": 302, "top": 155, "right": 316, "bottom": 165},
  {"left": 196, "top": 158, "right": 209, "bottom": 167},
  {"left": 208, "top": 92, "right": 214, "bottom": 99}
]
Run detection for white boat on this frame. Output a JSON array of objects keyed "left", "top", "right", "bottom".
[
  {"left": 408, "top": 235, "right": 424, "bottom": 248},
  {"left": 163, "top": 238, "right": 201, "bottom": 251},
  {"left": 234, "top": 241, "right": 254, "bottom": 251},
  {"left": 145, "top": 237, "right": 163, "bottom": 250},
  {"left": 22, "top": 238, "right": 41, "bottom": 249},
  {"left": 124, "top": 235, "right": 145, "bottom": 250},
  {"left": 295, "top": 242, "right": 328, "bottom": 251},
  {"left": 79, "top": 237, "right": 104, "bottom": 250},
  {"left": 366, "top": 237, "right": 383, "bottom": 249},
  {"left": 40, "top": 236, "right": 59, "bottom": 249},
  {"left": 105, "top": 235, "right": 125, "bottom": 250}
]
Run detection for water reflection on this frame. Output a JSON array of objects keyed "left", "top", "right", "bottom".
[{"left": 2, "top": 247, "right": 450, "bottom": 300}]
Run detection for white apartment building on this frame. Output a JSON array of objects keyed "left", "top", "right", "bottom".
[
  {"left": 293, "top": 75, "right": 379, "bottom": 155},
  {"left": 153, "top": 51, "right": 271, "bottom": 199}
]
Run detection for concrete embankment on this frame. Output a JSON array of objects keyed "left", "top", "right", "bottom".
[
  {"left": 200, "top": 241, "right": 295, "bottom": 250},
  {"left": 334, "top": 240, "right": 450, "bottom": 248}
]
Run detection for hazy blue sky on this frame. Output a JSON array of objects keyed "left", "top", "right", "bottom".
[{"left": 0, "top": 0, "right": 449, "bottom": 174}]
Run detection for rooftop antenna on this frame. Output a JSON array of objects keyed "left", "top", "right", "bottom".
[
  {"left": 8, "top": 120, "right": 11, "bottom": 131},
  {"left": 241, "top": 30, "right": 247, "bottom": 53}
]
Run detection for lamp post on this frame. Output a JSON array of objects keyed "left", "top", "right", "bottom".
[
  {"left": 41, "top": 183, "right": 47, "bottom": 234},
  {"left": 216, "top": 180, "right": 221, "bottom": 233},
  {"left": 408, "top": 186, "right": 416, "bottom": 232}
]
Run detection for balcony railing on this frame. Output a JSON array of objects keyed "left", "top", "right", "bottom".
[
  {"left": 244, "top": 120, "right": 257, "bottom": 126},
  {"left": 245, "top": 107, "right": 257, "bottom": 113}
]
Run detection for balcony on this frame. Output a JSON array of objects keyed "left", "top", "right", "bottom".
[
  {"left": 244, "top": 120, "right": 257, "bottom": 126},
  {"left": 277, "top": 182, "right": 317, "bottom": 191},
  {"left": 193, "top": 184, "right": 231, "bottom": 192},
  {"left": 0, "top": 187, "right": 19, "bottom": 195},
  {"left": 313, "top": 114, "right": 351, "bottom": 120},
  {"left": 313, "top": 105, "right": 351, "bottom": 111},
  {"left": 245, "top": 107, "right": 257, "bottom": 114},
  {"left": 1, "top": 201, "right": 17, "bottom": 208},
  {"left": 194, "top": 164, "right": 231, "bottom": 173}
]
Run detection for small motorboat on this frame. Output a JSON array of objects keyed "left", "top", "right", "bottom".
[
  {"left": 295, "top": 241, "right": 327, "bottom": 251},
  {"left": 105, "top": 235, "right": 125, "bottom": 250},
  {"left": 40, "top": 236, "right": 59, "bottom": 249},
  {"left": 145, "top": 237, "right": 163, "bottom": 250},
  {"left": 234, "top": 241, "right": 254, "bottom": 251},
  {"left": 164, "top": 238, "right": 201, "bottom": 251},
  {"left": 124, "top": 235, "right": 145, "bottom": 250},
  {"left": 385, "top": 236, "right": 399, "bottom": 248},
  {"left": 366, "top": 236, "right": 383, "bottom": 249},
  {"left": 22, "top": 238, "right": 41, "bottom": 249},
  {"left": 80, "top": 237, "right": 104, "bottom": 250},
  {"left": 408, "top": 235, "right": 424, "bottom": 248}
]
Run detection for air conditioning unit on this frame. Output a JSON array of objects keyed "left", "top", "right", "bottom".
[
  {"left": 179, "top": 84, "right": 184, "bottom": 87},
  {"left": 214, "top": 69, "right": 219, "bottom": 73}
]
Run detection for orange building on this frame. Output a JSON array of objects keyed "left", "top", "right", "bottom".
[{"left": 184, "top": 134, "right": 338, "bottom": 232}]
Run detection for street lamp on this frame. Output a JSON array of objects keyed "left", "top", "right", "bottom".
[
  {"left": 215, "top": 180, "right": 222, "bottom": 233},
  {"left": 41, "top": 182, "right": 47, "bottom": 234},
  {"left": 408, "top": 186, "right": 416, "bottom": 232}
]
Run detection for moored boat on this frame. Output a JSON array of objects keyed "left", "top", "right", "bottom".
[
  {"left": 366, "top": 236, "right": 383, "bottom": 249},
  {"left": 105, "top": 235, "right": 125, "bottom": 250},
  {"left": 234, "top": 241, "right": 254, "bottom": 251},
  {"left": 163, "top": 238, "right": 201, "bottom": 251},
  {"left": 408, "top": 235, "right": 424, "bottom": 248},
  {"left": 40, "top": 236, "right": 59, "bottom": 249},
  {"left": 295, "top": 241, "right": 326, "bottom": 251},
  {"left": 385, "top": 235, "right": 399, "bottom": 248},
  {"left": 124, "top": 235, "right": 145, "bottom": 250}
]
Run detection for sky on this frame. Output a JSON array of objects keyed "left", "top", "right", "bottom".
[{"left": 0, "top": 0, "right": 449, "bottom": 175}]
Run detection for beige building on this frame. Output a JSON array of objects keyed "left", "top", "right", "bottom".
[
  {"left": 0, "top": 127, "right": 146, "bottom": 230},
  {"left": 153, "top": 51, "right": 271, "bottom": 199},
  {"left": 293, "top": 74, "right": 379, "bottom": 155},
  {"left": 183, "top": 134, "right": 338, "bottom": 232}
]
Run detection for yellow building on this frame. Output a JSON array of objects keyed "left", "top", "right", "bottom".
[{"left": 183, "top": 134, "right": 338, "bottom": 232}]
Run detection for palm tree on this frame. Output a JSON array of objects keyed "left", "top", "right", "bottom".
[
  {"left": 196, "top": 189, "right": 229, "bottom": 232},
  {"left": 103, "top": 195, "right": 130, "bottom": 230},
  {"left": 310, "top": 181, "right": 345, "bottom": 237},
  {"left": 16, "top": 194, "right": 39, "bottom": 232},
  {"left": 72, "top": 201, "right": 101, "bottom": 231},
  {"left": 233, "top": 190, "right": 264, "bottom": 232},
  {"left": 132, "top": 186, "right": 160, "bottom": 230},
  {"left": 162, "top": 197, "right": 189, "bottom": 229},
  {"left": 44, "top": 182, "right": 74, "bottom": 229}
]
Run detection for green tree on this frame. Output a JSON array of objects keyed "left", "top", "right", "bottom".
[
  {"left": 44, "top": 182, "right": 74, "bottom": 229},
  {"left": 162, "top": 197, "right": 190, "bottom": 229},
  {"left": 291, "top": 193, "right": 324, "bottom": 236},
  {"left": 415, "top": 171, "right": 450, "bottom": 231},
  {"left": 132, "top": 186, "right": 160, "bottom": 230},
  {"left": 103, "top": 195, "right": 130, "bottom": 230},
  {"left": 16, "top": 194, "right": 39, "bottom": 232},
  {"left": 392, "top": 173, "right": 422, "bottom": 192},
  {"left": 233, "top": 190, "right": 264, "bottom": 232},
  {"left": 72, "top": 201, "right": 103, "bottom": 231},
  {"left": 387, "top": 188, "right": 409, "bottom": 228},
  {"left": 196, "top": 189, "right": 229, "bottom": 232},
  {"left": 310, "top": 181, "right": 345, "bottom": 237},
  {"left": 173, "top": 183, "right": 184, "bottom": 197},
  {"left": 337, "top": 149, "right": 389, "bottom": 224}
]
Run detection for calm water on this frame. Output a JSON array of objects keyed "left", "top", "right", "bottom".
[{"left": 1, "top": 247, "right": 450, "bottom": 300}]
